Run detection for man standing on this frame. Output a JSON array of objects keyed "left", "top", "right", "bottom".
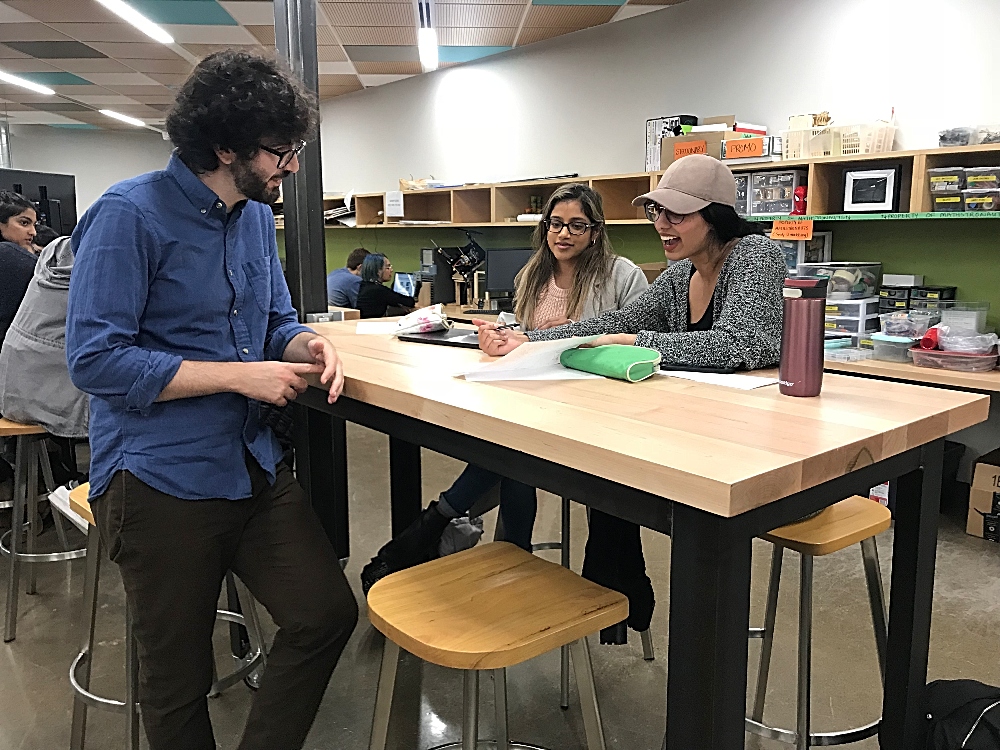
[
  {"left": 66, "top": 51, "right": 357, "bottom": 750},
  {"left": 326, "top": 246, "right": 369, "bottom": 307}
]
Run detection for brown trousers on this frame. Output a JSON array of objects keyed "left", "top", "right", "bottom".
[{"left": 90, "top": 460, "right": 358, "bottom": 750}]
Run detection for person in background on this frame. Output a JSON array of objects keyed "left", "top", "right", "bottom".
[
  {"left": 33, "top": 224, "right": 59, "bottom": 253},
  {"left": 65, "top": 50, "right": 356, "bottom": 750},
  {"left": 356, "top": 253, "right": 416, "bottom": 318},
  {"left": 360, "top": 185, "right": 650, "bottom": 623},
  {"left": 0, "top": 191, "right": 39, "bottom": 346},
  {"left": 476, "top": 156, "right": 786, "bottom": 642},
  {"left": 326, "top": 246, "right": 369, "bottom": 308}
]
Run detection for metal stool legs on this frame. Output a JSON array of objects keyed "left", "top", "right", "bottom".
[
  {"left": 746, "top": 540, "right": 889, "bottom": 747},
  {"left": 209, "top": 572, "right": 267, "bottom": 697}
]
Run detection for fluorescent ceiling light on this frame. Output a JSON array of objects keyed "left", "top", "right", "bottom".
[
  {"left": 0, "top": 71, "right": 54, "bottom": 96},
  {"left": 100, "top": 109, "right": 145, "bottom": 127},
  {"left": 94, "top": 0, "right": 174, "bottom": 45},
  {"left": 418, "top": 27, "right": 438, "bottom": 73}
]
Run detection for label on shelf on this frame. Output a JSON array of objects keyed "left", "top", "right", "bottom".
[
  {"left": 723, "top": 137, "right": 764, "bottom": 159},
  {"left": 674, "top": 140, "right": 707, "bottom": 159},
  {"left": 770, "top": 219, "right": 814, "bottom": 240}
]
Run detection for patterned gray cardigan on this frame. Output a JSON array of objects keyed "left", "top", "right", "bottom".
[{"left": 527, "top": 234, "right": 786, "bottom": 370}]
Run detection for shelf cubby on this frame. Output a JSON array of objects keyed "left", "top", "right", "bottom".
[
  {"left": 590, "top": 174, "right": 656, "bottom": 221},
  {"left": 452, "top": 187, "right": 492, "bottom": 224},
  {"left": 493, "top": 179, "right": 580, "bottom": 223},
  {"left": 390, "top": 189, "right": 452, "bottom": 224},
  {"left": 355, "top": 193, "right": 385, "bottom": 227},
  {"left": 913, "top": 143, "right": 1000, "bottom": 213}
]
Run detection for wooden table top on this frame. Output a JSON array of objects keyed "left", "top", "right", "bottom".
[
  {"left": 308, "top": 321, "right": 989, "bottom": 518},
  {"left": 825, "top": 357, "right": 1000, "bottom": 393}
]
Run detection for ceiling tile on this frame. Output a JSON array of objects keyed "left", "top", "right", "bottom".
[
  {"left": 627, "top": 0, "right": 685, "bottom": 4},
  {"left": 48, "top": 84, "right": 111, "bottom": 96},
  {"left": 0, "top": 47, "right": 28, "bottom": 59},
  {"left": 27, "top": 101, "right": 93, "bottom": 112},
  {"left": 128, "top": 93, "right": 178, "bottom": 104},
  {"left": 129, "top": 0, "right": 239, "bottom": 26},
  {"left": 46, "top": 123, "right": 102, "bottom": 130},
  {"left": 182, "top": 43, "right": 270, "bottom": 58},
  {"left": 102, "top": 84, "right": 172, "bottom": 96},
  {"left": 147, "top": 72, "right": 189, "bottom": 86},
  {"left": 344, "top": 45, "right": 419, "bottom": 62},
  {"left": 5, "top": 0, "right": 120, "bottom": 23},
  {"left": 314, "top": 25, "right": 340, "bottom": 45},
  {"left": 437, "top": 0, "right": 526, "bottom": 5},
  {"left": 3, "top": 40, "right": 107, "bottom": 59},
  {"left": 0, "top": 23, "right": 74, "bottom": 42},
  {"left": 318, "top": 73, "right": 361, "bottom": 86},
  {"left": 318, "top": 61, "right": 355, "bottom": 74},
  {"left": 245, "top": 24, "right": 275, "bottom": 45},
  {"left": 319, "top": 82, "right": 363, "bottom": 95},
  {"left": 0, "top": 4, "right": 36, "bottom": 23},
  {"left": 6, "top": 111, "right": 84, "bottom": 124},
  {"left": 87, "top": 42, "right": 185, "bottom": 60},
  {"left": 0, "top": 102, "right": 36, "bottom": 112},
  {"left": 612, "top": 4, "right": 666, "bottom": 16},
  {"left": 161, "top": 24, "right": 258, "bottom": 44},
  {"left": 358, "top": 73, "right": 413, "bottom": 86},
  {"left": 352, "top": 61, "right": 422, "bottom": 74},
  {"left": 522, "top": 5, "right": 617, "bottom": 26},
  {"left": 51, "top": 57, "right": 137, "bottom": 74},
  {"left": 516, "top": 25, "right": 580, "bottom": 43},
  {"left": 219, "top": 2, "right": 276, "bottom": 25},
  {"left": 82, "top": 72, "right": 162, "bottom": 86},
  {"left": 324, "top": 4, "right": 415, "bottom": 26},
  {"left": 70, "top": 94, "right": 141, "bottom": 105},
  {"left": 0, "top": 58, "right": 62, "bottom": 73},
  {"left": 335, "top": 27, "right": 416, "bottom": 45},
  {"left": 317, "top": 45, "right": 348, "bottom": 62},
  {"left": 47, "top": 23, "right": 150, "bottom": 43},
  {"left": 436, "top": 4, "right": 523, "bottom": 26},
  {"left": 437, "top": 27, "right": 516, "bottom": 45},
  {"left": 22, "top": 72, "right": 93, "bottom": 86},
  {"left": 129, "top": 58, "right": 195, "bottom": 75}
]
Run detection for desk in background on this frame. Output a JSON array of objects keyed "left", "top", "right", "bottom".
[
  {"left": 299, "top": 322, "right": 987, "bottom": 749},
  {"left": 826, "top": 357, "right": 1000, "bottom": 393}
]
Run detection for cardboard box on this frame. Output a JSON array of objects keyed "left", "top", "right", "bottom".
[
  {"left": 967, "top": 448, "right": 1000, "bottom": 543},
  {"left": 639, "top": 262, "right": 667, "bottom": 284},
  {"left": 660, "top": 116, "right": 741, "bottom": 166}
]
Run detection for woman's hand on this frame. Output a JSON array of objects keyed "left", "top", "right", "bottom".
[
  {"left": 585, "top": 333, "right": 637, "bottom": 347},
  {"left": 535, "top": 317, "right": 573, "bottom": 330},
  {"left": 473, "top": 319, "right": 527, "bottom": 356}
]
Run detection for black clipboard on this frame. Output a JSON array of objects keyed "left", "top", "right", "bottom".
[
  {"left": 659, "top": 363, "right": 737, "bottom": 374},
  {"left": 397, "top": 329, "right": 481, "bottom": 349}
]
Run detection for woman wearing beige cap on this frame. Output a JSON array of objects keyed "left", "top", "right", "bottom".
[{"left": 475, "top": 155, "right": 786, "bottom": 642}]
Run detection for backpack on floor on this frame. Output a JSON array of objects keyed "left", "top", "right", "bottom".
[{"left": 926, "top": 679, "right": 1000, "bottom": 749}]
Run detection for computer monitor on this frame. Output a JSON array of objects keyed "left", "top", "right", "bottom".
[
  {"left": 485, "top": 248, "right": 534, "bottom": 295},
  {"left": 393, "top": 272, "right": 417, "bottom": 297}
]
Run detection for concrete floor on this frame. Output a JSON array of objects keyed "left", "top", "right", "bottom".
[{"left": 2, "top": 423, "right": 999, "bottom": 750}]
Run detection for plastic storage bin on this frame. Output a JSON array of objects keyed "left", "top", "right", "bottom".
[
  {"left": 880, "top": 312, "right": 933, "bottom": 338},
  {"left": 910, "top": 299, "right": 957, "bottom": 311},
  {"left": 782, "top": 122, "right": 896, "bottom": 159},
  {"left": 927, "top": 167, "right": 965, "bottom": 193},
  {"left": 910, "top": 347, "right": 998, "bottom": 372},
  {"left": 872, "top": 334, "right": 916, "bottom": 362},
  {"left": 940, "top": 302, "right": 990, "bottom": 333},
  {"left": 880, "top": 286, "right": 911, "bottom": 301},
  {"left": 912, "top": 285, "right": 957, "bottom": 301},
  {"left": 932, "top": 192, "right": 964, "bottom": 212},
  {"left": 825, "top": 297, "right": 880, "bottom": 317},
  {"left": 796, "top": 262, "right": 881, "bottom": 300},
  {"left": 963, "top": 189, "right": 1000, "bottom": 211},
  {"left": 825, "top": 315, "right": 879, "bottom": 334},
  {"left": 750, "top": 170, "right": 807, "bottom": 216},
  {"left": 964, "top": 167, "right": 1000, "bottom": 190}
]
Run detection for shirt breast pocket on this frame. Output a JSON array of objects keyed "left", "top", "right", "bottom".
[{"left": 243, "top": 257, "right": 272, "bottom": 316}]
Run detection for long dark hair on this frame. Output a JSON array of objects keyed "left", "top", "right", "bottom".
[
  {"left": 0, "top": 190, "right": 34, "bottom": 225},
  {"left": 360, "top": 253, "right": 387, "bottom": 283},
  {"left": 515, "top": 183, "right": 614, "bottom": 330},
  {"left": 698, "top": 203, "right": 764, "bottom": 245}
]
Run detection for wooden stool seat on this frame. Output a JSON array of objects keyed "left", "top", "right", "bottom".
[
  {"left": 762, "top": 496, "right": 891, "bottom": 557},
  {"left": 69, "top": 483, "right": 94, "bottom": 527},
  {"left": 0, "top": 417, "right": 46, "bottom": 437},
  {"left": 367, "top": 542, "right": 628, "bottom": 671}
]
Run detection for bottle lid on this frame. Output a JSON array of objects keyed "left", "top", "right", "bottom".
[{"left": 783, "top": 276, "right": 828, "bottom": 298}]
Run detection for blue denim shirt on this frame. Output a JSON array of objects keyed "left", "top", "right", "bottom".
[{"left": 66, "top": 154, "right": 312, "bottom": 500}]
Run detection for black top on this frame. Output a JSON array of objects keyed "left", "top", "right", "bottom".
[
  {"left": 686, "top": 268, "right": 716, "bottom": 332},
  {"left": 0, "top": 241, "right": 37, "bottom": 345},
  {"left": 357, "top": 280, "right": 416, "bottom": 319}
]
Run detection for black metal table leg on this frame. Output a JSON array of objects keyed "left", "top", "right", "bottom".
[
  {"left": 666, "top": 502, "right": 753, "bottom": 749},
  {"left": 389, "top": 437, "right": 422, "bottom": 536},
  {"left": 880, "top": 437, "right": 944, "bottom": 750},
  {"left": 293, "top": 406, "right": 350, "bottom": 560}
]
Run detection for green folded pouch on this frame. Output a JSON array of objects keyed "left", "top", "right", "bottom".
[{"left": 559, "top": 344, "right": 662, "bottom": 383}]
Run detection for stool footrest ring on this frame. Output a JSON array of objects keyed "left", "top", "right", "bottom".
[
  {"left": 745, "top": 717, "right": 880, "bottom": 746},
  {"left": 1, "top": 528, "right": 88, "bottom": 563},
  {"left": 208, "top": 609, "right": 264, "bottom": 698},
  {"left": 427, "top": 743, "right": 551, "bottom": 750},
  {"left": 70, "top": 650, "right": 131, "bottom": 714}
]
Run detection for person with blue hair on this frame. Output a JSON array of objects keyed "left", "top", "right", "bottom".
[{"left": 356, "top": 253, "right": 417, "bottom": 318}]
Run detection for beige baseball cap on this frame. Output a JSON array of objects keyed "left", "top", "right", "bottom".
[{"left": 632, "top": 154, "right": 737, "bottom": 213}]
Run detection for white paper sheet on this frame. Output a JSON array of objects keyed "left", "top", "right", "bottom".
[
  {"left": 460, "top": 336, "right": 602, "bottom": 381},
  {"left": 355, "top": 321, "right": 398, "bottom": 335},
  {"left": 654, "top": 370, "right": 779, "bottom": 390}
]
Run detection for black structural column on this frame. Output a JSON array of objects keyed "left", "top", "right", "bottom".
[{"left": 274, "top": 0, "right": 349, "bottom": 559}]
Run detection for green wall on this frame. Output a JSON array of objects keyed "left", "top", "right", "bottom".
[{"left": 280, "top": 219, "right": 999, "bottom": 328}]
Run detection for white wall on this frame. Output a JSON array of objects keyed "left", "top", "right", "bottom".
[
  {"left": 320, "top": 0, "right": 1000, "bottom": 193},
  {"left": 9, "top": 125, "right": 174, "bottom": 215}
]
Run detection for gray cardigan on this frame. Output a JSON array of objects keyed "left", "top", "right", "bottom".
[
  {"left": 523, "top": 255, "right": 649, "bottom": 328},
  {"left": 0, "top": 237, "right": 88, "bottom": 437},
  {"left": 527, "top": 234, "right": 786, "bottom": 369}
]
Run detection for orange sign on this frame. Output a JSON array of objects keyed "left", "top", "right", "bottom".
[
  {"left": 770, "top": 219, "right": 814, "bottom": 241},
  {"left": 724, "top": 137, "right": 764, "bottom": 159},
  {"left": 673, "top": 140, "right": 707, "bottom": 159}
]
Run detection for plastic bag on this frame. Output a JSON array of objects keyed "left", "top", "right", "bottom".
[
  {"left": 394, "top": 304, "right": 454, "bottom": 336},
  {"left": 937, "top": 325, "right": 998, "bottom": 354}
]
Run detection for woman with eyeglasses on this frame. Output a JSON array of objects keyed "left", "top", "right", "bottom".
[
  {"left": 361, "top": 184, "right": 650, "bottom": 614},
  {"left": 0, "top": 191, "right": 40, "bottom": 346},
  {"left": 356, "top": 253, "right": 417, "bottom": 318},
  {"left": 475, "top": 157, "right": 786, "bottom": 642}
]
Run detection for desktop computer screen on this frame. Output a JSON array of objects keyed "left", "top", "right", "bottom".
[
  {"left": 393, "top": 272, "right": 417, "bottom": 297},
  {"left": 485, "top": 248, "right": 534, "bottom": 295}
]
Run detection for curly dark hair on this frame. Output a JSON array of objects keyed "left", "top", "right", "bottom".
[{"left": 165, "top": 49, "right": 318, "bottom": 174}]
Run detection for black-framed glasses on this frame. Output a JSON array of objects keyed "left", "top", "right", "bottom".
[
  {"left": 259, "top": 140, "right": 307, "bottom": 169},
  {"left": 545, "top": 218, "right": 596, "bottom": 236},
  {"left": 644, "top": 202, "right": 688, "bottom": 225}
]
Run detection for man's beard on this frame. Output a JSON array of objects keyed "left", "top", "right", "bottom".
[{"left": 231, "top": 157, "right": 288, "bottom": 205}]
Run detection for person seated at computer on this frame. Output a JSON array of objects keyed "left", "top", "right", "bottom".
[
  {"left": 360, "top": 183, "right": 649, "bottom": 599},
  {"left": 327, "top": 246, "right": 369, "bottom": 308},
  {"left": 357, "top": 253, "right": 417, "bottom": 318},
  {"left": 475, "top": 156, "right": 786, "bottom": 641}
]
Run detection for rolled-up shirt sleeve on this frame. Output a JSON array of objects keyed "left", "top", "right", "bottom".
[
  {"left": 67, "top": 195, "right": 183, "bottom": 410},
  {"left": 262, "top": 223, "right": 311, "bottom": 361}
]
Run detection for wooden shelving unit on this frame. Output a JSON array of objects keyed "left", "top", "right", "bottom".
[{"left": 305, "top": 143, "right": 1000, "bottom": 230}]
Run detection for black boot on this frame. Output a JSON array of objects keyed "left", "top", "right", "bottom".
[{"left": 361, "top": 501, "right": 452, "bottom": 596}]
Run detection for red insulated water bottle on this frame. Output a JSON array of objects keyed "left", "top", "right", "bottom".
[{"left": 779, "top": 276, "right": 828, "bottom": 397}]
